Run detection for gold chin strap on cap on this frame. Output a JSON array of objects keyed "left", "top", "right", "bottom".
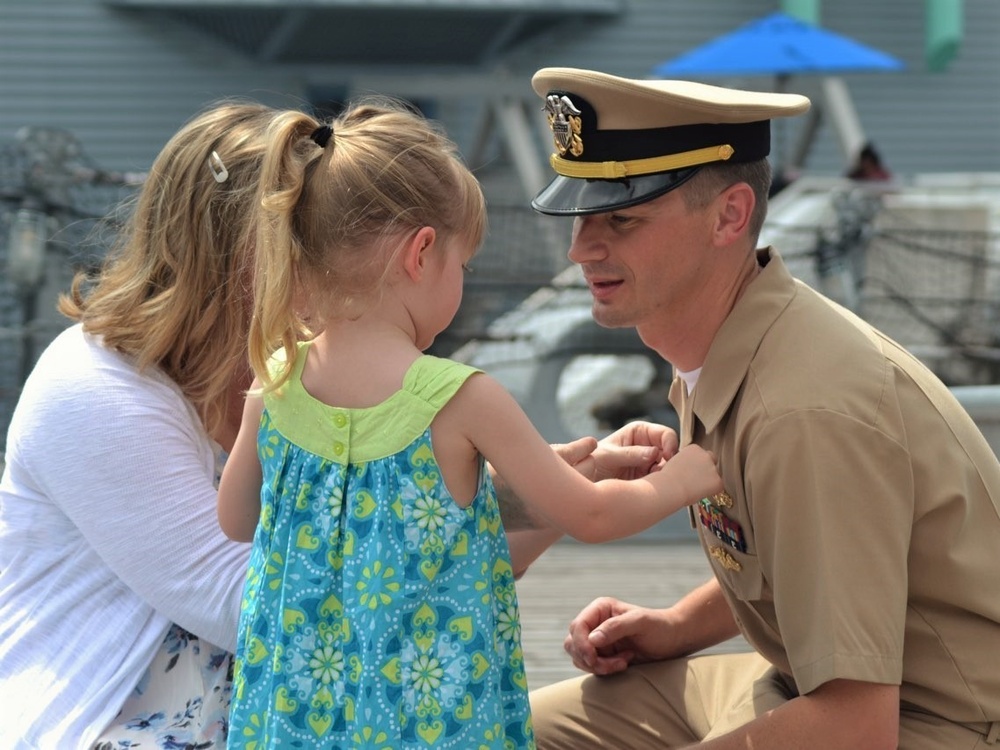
[{"left": 551, "top": 143, "right": 735, "bottom": 179}]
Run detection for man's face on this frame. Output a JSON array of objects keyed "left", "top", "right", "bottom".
[{"left": 567, "top": 185, "right": 716, "bottom": 337}]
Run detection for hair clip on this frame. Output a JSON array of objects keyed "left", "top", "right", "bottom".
[
  {"left": 311, "top": 124, "right": 333, "bottom": 149},
  {"left": 207, "top": 151, "right": 229, "bottom": 183}
]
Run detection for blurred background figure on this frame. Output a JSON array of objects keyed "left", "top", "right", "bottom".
[{"left": 847, "top": 142, "right": 892, "bottom": 180}]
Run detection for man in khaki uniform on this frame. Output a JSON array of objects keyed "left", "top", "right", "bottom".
[{"left": 525, "top": 68, "right": 1000, "bottom": 749}]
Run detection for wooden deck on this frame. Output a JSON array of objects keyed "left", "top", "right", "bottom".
[{"left": 515, "top": 540, "right": 751, "bottom": 692}]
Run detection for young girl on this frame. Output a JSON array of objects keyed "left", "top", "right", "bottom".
[{"left": 217, "top": 99, "right": 722, "bottom": 749}]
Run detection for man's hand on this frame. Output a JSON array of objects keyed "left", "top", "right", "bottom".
[
  {"left": 551, "top": 435, "right": 600, "bottom": 478},
  {"left": 566, "top": 580, "right": 740, "bottom": 675},
  {"left": 564, "top": 597, "right": 678, "bottom": 675}
]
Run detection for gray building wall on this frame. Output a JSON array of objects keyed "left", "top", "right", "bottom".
[
  {"left": 0, "top": 0, "right": 1000, "bottom": 182},
  {"left": 0, "top": 0, "right": 309, "bottom": 172},
  {"left": 1, "top": 1, "right": 998, "bottom": 178}
]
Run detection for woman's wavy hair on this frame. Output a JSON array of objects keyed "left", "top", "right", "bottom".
[
  {"left": 250, "top": 97, "right": 486, "bottom": 390},
  {"left": 59, "top": 100, "right": 277, "bottom": 437}
]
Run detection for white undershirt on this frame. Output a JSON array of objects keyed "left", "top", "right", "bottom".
[
  {"left": 0, "top": 324, "right": 250, "bottom": 750},
  {"left": 676, "top": 366, "right": 702, "bottom": 395}
]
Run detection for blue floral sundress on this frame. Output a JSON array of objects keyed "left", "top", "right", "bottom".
[{"left": 228, "top": 348, "right": 534, "bottom": 749}]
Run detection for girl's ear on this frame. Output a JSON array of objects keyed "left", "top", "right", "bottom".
[{"left": 401, "top": 226, "right": 437, "bottom": 282}]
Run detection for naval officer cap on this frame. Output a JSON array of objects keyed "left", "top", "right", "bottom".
[{"left": 531, "top": 67, "right": 811, "bottom": 216}]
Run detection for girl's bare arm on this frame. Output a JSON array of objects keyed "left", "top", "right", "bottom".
[
  {"left": 450, "top": 373, "right": 720, "bottom": 543},
  {"left": 216, "top": 393, "right": 265, "bottom": 542}
]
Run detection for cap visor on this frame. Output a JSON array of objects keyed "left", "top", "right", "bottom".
[{"left": 530, "top": 168, "right": 700, "bottom": 216}]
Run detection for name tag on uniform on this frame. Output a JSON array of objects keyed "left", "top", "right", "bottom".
[{"left": 697, "top": 497, "right": 747, "bottom": 553}]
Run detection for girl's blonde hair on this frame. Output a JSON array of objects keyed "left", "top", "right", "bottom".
[
  {"left": 250, "top": 97, "right": 487, "bottom": 390},
  {"left": 59, "top": 101, "right": 278, "bottom": 438}
]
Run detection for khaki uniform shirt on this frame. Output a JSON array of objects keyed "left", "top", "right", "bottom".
[{"left": 672, "top": 248, "right": 1000, "bottom": 725}]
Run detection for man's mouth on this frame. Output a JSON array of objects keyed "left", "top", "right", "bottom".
[{"left": 586, "top": 277, "right": 624, "bottom": 300}]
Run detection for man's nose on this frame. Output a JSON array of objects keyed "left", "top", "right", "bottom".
[{"left": 567, "top": 216, "right": 607, "bottom": 265}]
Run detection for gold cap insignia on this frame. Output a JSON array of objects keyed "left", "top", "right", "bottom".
[{"left": 544, "top": 94, "right": 584, "bottom": 157}]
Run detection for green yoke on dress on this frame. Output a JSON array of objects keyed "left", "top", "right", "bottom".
[{"left": 229, "top": 345, "right": 534, "bottom": 749}]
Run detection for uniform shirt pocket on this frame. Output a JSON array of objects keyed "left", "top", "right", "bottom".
[{"left": 706, "top": 542, "right": 764, "bottom": 602}]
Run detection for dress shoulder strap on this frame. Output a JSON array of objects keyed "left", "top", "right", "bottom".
[{"left": 402, "top": 356, "right": 482, "bottom": 412}]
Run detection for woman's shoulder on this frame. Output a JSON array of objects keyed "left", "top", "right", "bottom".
[
  {"left": 23, "top": 324, "right": 190, "bottom": 415},
  {"left": 6, "top": 325, "right": 206, "bottom": 474}
]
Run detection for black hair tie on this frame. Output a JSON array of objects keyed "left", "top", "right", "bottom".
[{"left": 311, "top": 124, "right": 333, "bottom": 149}]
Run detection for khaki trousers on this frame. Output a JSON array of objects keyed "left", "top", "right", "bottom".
[{"left": 530, "top": 652, "right": 996, "bottom": 749}]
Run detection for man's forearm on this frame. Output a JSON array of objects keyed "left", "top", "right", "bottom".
[
  {"left": 668, "top": 577, "right": 741, "bottom": 656},
  {"left": 508, "top": 527, "right": 564, "bottom": 578},
  {"left": 492, "top": 465, "right": 545, "bottom": 531}
]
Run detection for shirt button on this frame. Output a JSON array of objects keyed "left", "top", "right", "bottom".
[
  {"left": 334, "top": 414, "right": 347, "bottom": 428},
  {"left": 333, "top": 442, "right": 345, "bottom": 456}
]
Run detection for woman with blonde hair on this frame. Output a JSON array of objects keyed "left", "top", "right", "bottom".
[
  {"left": 0, "top": 98, "right": 679, "bottom": 749},
  {"left": 0, "top": 101, "right": 273, "bottom": 749}
]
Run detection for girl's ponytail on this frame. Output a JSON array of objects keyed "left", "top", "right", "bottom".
[{"left": 249, "top": 112, "right": 323, "bottom": 391}]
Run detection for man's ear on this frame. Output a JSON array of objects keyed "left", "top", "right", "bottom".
[
  {"left": 713, "top": 182, "right": 755, "bottom": 246},
  {"left": 401, "top": 226, "right": 437, "bottom": 282}
]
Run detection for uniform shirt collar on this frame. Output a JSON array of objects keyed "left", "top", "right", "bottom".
[{"left": 691, "top": 246, "right": 797, "bottom": 433}]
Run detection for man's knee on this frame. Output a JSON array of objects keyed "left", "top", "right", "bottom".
[
  {"left": 530, "top": 663, "right": 700, "bottom": 749},
  {"left": 530, "top": 653, "right": 777, "bottom": 749}
]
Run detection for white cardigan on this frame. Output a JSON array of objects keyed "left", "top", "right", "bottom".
[{"left": 0, "top": 325, "right": 250, "bottom": 749}]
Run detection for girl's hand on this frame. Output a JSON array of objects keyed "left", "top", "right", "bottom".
[
  {"left": 589, "top": 420, "right": 679, "bottom": 481},
  {"left": 495, "top": 421, "right": 679, "bottom": 529}
]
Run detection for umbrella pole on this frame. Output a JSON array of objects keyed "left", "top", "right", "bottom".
[
  {"left": 774, "top": 73, "right": 790, "bottom": 175},
  {"left": 789, "top": 105, "right": 822, "bottom": 172},
  {"left": 821, "top": 76, "right": 867, "bottom": 169}
]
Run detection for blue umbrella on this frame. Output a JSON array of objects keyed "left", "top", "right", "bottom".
[
  {"left": 652, "top": 12, "right": 904, "bottom": 78},
  {"left": 651, "top": 12, "right": 904, "bottom": 173}
]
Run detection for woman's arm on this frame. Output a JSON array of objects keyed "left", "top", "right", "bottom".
[
  {"left": 217, "top": 394, "right": 265, "bottom": 541},
  {"left": 25, "top": 363, "right": 249, "bottom": 651}
]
